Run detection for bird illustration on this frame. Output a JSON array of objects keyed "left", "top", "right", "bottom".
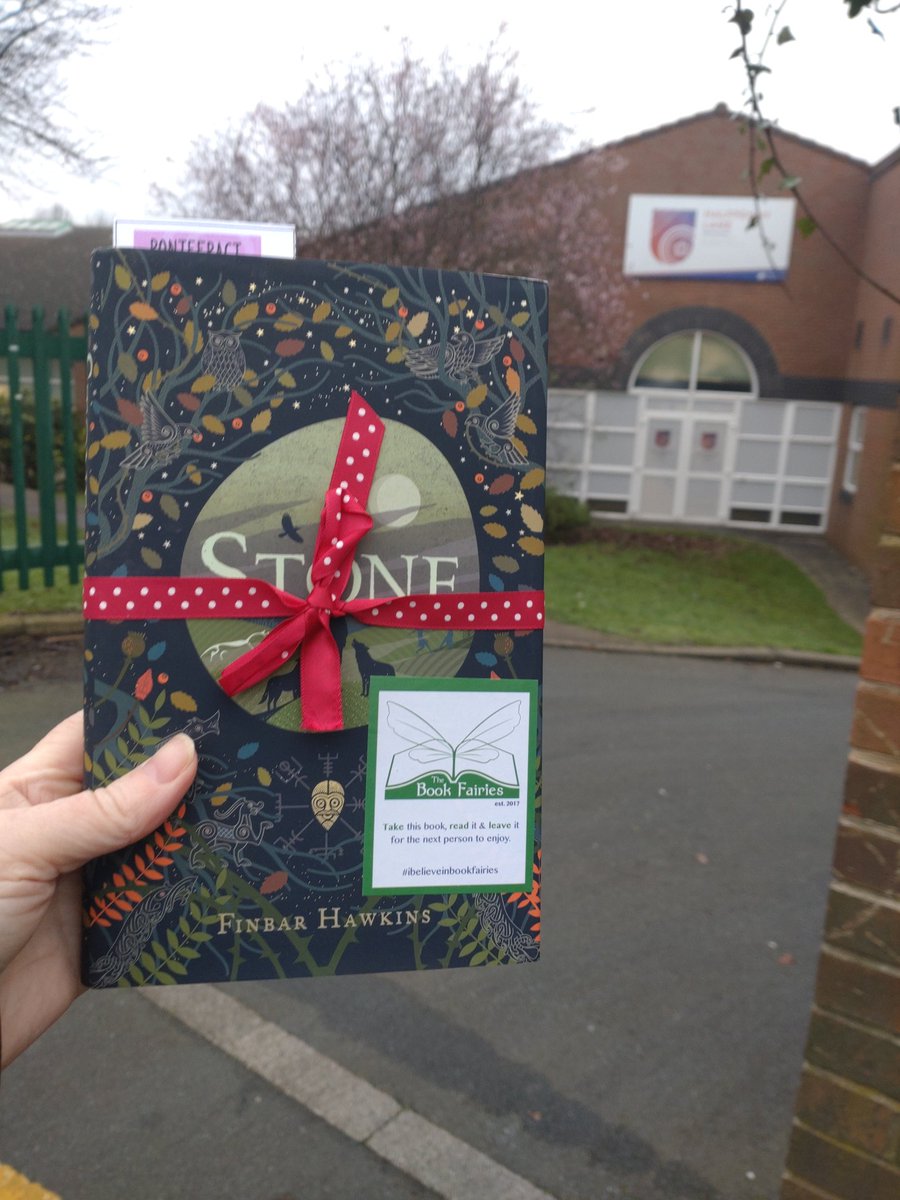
[
  {"left": 406, "top": 330, "right": 506, "bottom": 385},
  {"left": 201, "top": 330, "right": 247, "bottom": 390},
  {"left": 464, "top": 392, "right": 530, "bottom": 469},
  {"left": 120, "top": 392, "right": 193, "bottom": 471},
  {"left": 278, "top": 513, "right": 304, "bottom": 544}
]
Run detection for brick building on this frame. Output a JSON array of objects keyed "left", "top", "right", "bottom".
[
  {"left": 2, "top": 106, "right": 898, "bottom": 578},
  {"left": 531, "top": 104, "right": 900, "bottom": 581}
]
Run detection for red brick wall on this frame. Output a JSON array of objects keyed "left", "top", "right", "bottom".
[
  {"left": 829, "top": 406, "right": 897, "bottom": 574},
  {"left": 781, "top": 407, "right": 900, "bottom": 1199},
  {"left": 593, "top": 112, "right": 871, "bottom": 381}
]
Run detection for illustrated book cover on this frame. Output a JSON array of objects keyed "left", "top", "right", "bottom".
[{"left": 81, "top": 248, "right": 546, "bottom": 986}]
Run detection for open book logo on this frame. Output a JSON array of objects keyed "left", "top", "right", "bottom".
[{"left": 384, "top": 700, "right": 522, "bottom": 800}]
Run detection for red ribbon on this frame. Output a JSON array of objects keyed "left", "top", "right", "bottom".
[{"left": 83, "top": 393, "right": 544, "bottom": 731}]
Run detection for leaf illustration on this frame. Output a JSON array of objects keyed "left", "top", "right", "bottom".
[
  {"left": 386, "top": 702, "right": 451, "bottom": 752},
  {"left": 466, "top": 384, "right": 487, "bottom": 409},
  {"left": 116, "top": 395, "right": 144, "bottom": 426},
  {"left": 252, "top": 409, "right": 271, "bottom": 433},
  {"left": 101, "top": 430, "right": 131, "bottom": 450},
  {"left": 114, "top": 263, "right": 132, "bottom": 290},
  {"left": 171, "top": 691, "right": 197, "bottom": 712},
  {"left": 132, "top": 513, "right": 153, "bottom": 530},
  {"left": 406, "top": 310, "right": 429, "bottom": 337},
  {"left": 492, "top": 555, "right": 519, "bottom": 574},
  {"left": 382, "top": 287, "right": 400, "bottom": 308},
  {"left": 273, "top": 313, "right": 303, "bottom": 333},
  {"left": 312, "top": 300, "right": 331, "bottom": 322},
  {"left": 483, "top": 522, "right": 507, "bottom": 538},
  {"left": 506, "top": 367, "right": 521, "bottom": 396},
  {"left": 518, "top": 536, "right": 544, "bottom": 556},
  {"left": 191, "top": 373, "right": 216, "bottom": 394},
  {"left": 488, "top": 474, "right": 514, "bottom": 494},
  {"left": 222, "top": 280, "right": 237, "bottom": 306},
  {"left": 521, "top": 504, "right": 543, "bottom": 532},
  {"left": 516, "top": 413, "right": 537, "bottom": 435},
  {"left": 521, "top": 467, "right": 545, "bottom": 490},
  {"left": 509, "top": 337, "right": 525, "bottom": 363},
  {"left": 151, "top": 271, "right": 170, "bottom": 291},
  {"left": 511, "top": 311, "right": 530, "bottom": 327},
  {"left": 321, "top": 340, "right": 334, "bottom": 361},
  {"left": 202, "top": 415, "right": 225, "bottom": 434},
  {"left": 140, "top": 547, "right": 162, "bottom": 569},
  {"left": 160, "top": 494, "right": 180, "bottom": 521},
  {"left": 233, "top": 301, "right": 259, "bottom": 327},
  {"left": 129, "top": 301, "right": 158, "bottom": 322},
  {"left": 442, "top": 410, "right": 458, "bottom": 438},
  {"left": 117, "top": 352, "right": 138, "bottom": 383},
  {"left": 276, "top": 337, "right": 305, "bottom": 356},
  {"left": 176, "top": 391, "right": 201, "bottom": 412}
]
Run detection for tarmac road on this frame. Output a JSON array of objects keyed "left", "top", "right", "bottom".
[{"left": 0, "top": 645, "right": 856, "bottom": 1200}]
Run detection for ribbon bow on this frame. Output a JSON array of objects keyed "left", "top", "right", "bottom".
[{"left": 83, "top": 393, "right": 544, "bottom": 732}]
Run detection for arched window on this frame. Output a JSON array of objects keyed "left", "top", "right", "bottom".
[{"left": 630, "top": 330, "right": 756, "bottom": 395}]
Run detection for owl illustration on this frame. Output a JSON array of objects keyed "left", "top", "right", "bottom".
[{"left": 201, "top": 331, "right": 246, "bottom": 390}]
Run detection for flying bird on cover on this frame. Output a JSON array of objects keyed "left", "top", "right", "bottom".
[
  {"left": 406, "top": 330, "right": 506, "bottom": 386},
  {"left": 278, "top": 513, "right": 304, "bottom": 544},
  {"left": 464, "top": 392, "right": 530, "bottom": 469},
  {"left": 120, "top": 392, "right": 193, "bottom": 471},
  {"left": 201, "top": 330, "right": 247, "bottom": 390}
]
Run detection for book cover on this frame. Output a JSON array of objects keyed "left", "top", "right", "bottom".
[{"left": 81, "top": 248, "right": 546, "bottom": 986}]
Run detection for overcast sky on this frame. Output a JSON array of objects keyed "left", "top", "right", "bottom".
[{"left": 3, "top": 0, "right": 898, "bottom": 225}]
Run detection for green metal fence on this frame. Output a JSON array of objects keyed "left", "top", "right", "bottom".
[{"left": 0, "top": 306, "right": 87, "bottom": 590}]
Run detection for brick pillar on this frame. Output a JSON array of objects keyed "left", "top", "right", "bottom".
[{"left": 781, "top": 420, "right": 900, "bottom": 1200}]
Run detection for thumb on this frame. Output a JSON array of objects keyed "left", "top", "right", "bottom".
[{"left": 20, "top": 734, "right": 197, "bottom": 876}]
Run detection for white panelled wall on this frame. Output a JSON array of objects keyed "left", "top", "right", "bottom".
[{"left": 547, "top": 331, "right": 839, "bottom": 531}]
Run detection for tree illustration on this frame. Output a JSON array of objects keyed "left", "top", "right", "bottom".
[{"left": 0, "top": 0, "right": 113, "bottom": 191}]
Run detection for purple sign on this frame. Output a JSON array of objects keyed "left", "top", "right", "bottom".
[{"left": 133, "top": 229, "right": 262, "bottom": 256}]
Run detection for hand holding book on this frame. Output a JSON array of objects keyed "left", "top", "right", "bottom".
[{"left": 0, "top": 717, "right": 196, "bottom": 1067}]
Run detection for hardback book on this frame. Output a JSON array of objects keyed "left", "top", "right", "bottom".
[{"left": 81, "top": 248, "right": 546, "bottom": 986}]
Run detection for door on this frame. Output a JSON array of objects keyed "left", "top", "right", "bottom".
[{"left": 635, "top": 411, "right": 735, "bottom": 522}]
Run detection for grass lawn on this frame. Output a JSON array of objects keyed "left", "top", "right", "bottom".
[
  {"left": 545, "top": 527, "right": 862, "bottom": 656},
  {"left": 0, "top": 516, "right": 863, "bottom": 656}
]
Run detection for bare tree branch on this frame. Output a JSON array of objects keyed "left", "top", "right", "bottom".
[
  {"left": 730, "top": 0, "right": 900, "bottom": 307},
  {"left": 0, "top": 0, "right": 115, "bottom": 193}
]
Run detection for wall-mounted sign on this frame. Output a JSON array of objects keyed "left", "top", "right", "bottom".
[
  {"left": 114, "top": 217, "right": 295, "bottom": 259},
  {"left": 624, "top": 194, "right": 795, "bottom": 281}
]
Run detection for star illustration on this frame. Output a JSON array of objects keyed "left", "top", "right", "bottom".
[{"left": 515, "top": 491, "right": 524, "bottom": 500}]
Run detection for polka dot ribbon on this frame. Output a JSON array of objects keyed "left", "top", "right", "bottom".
[{"left": 83, "top": 393, "right": 544, "bottom": 732}]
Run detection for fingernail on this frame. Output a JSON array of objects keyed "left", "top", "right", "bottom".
[{"left": 144, "top": 733, "right": 196, "bottom": 783}]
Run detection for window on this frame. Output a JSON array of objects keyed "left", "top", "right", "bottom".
[
  {"left": 843, "top": 407, "right": 866, "bottom": 494},
  {"left": 631, "top": 331, "right": 754, "bottom": 394}
]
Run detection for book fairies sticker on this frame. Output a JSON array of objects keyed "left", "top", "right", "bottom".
[{"left": 364, "top": 679, "right": 537, "bottom": 895}]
